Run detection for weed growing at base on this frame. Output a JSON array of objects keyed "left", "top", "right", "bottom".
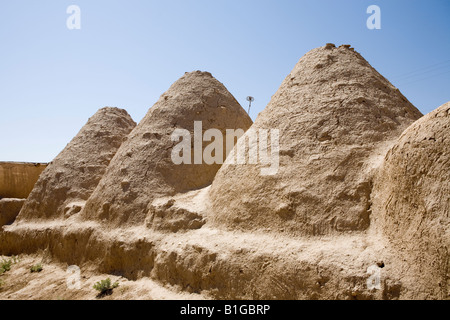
[
  {"left": 0, "top": 256, "right": 19, "bottom": 274},
  {"left": 93, "top": 278, "right": 119, "bottom": 295},
  {"left": 30, "top": 263, "right": 43, "bottom": 273}
]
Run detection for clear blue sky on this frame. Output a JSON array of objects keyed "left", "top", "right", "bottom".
[{"left": 1, "top": 0, "right": 449, "bottom": 162}]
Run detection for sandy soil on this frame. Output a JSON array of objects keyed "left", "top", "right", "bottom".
[{"left": 0, "top": 254, "right": 206, "bottom": 300}]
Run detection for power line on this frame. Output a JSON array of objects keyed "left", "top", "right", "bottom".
[
  {"left": 391, "top": 59, "right": 450, "bottom": 80},
  {"left": 396, "top": 69, "right": 450, "bottom": 86},
  {"left": 394, "top": 64, "right": 450, "bottom": 82}
]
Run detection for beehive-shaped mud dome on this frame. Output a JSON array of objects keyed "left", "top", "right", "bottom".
[
  {"left": 209, "top": 44, "right": 423, "bottom": 236},
  {"left": 15, "top": 107, "right": 136, "bottom": 222},
  {"left": 372, "top": 101, "right": 450, "bottom": 298},
  {"left": 81, "top": 71, "right": 252, "bottom": 227}
]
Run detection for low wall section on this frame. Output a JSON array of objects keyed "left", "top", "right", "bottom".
[{"left": 0, "top": 162, "right": 47, "bottom": 199}]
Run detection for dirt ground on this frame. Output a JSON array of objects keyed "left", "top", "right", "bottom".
[{"left": 0, "top": 254, "right": 206, "bottom": 300}]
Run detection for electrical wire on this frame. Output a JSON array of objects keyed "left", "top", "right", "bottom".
[
  {"left": 396, "top": 69, "right": 450, "bottom": 86},
  {"left": 391, "top": 59, "right": 450, "bottom": 80}
]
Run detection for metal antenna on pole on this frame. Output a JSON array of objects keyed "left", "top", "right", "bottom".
[{"left": 246, "top": 96, "right": 254, "bottom": 115}]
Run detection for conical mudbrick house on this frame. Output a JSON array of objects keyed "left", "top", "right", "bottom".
[
  {"left": 15, "top": 107, "right": 136, "bottom": 222},
  {"left": 210, "top": 44, "right": 423, "bottom": 236},
  {"left": 81, "top": 71, "right": 253, "bottom": 227}
]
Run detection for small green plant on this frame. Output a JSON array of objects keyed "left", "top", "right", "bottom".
[
  {"left": 93, "top": 278, "right": 119, "bottom": 296},
  {"left": 30, "top": 263, "right": 43, "bottom": 273},
  {"left": 0, "top": 256, "right": 20, "bottom": 275},
  {"left": 0, "top": 261, "right": 12, "bottom": 274}
]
